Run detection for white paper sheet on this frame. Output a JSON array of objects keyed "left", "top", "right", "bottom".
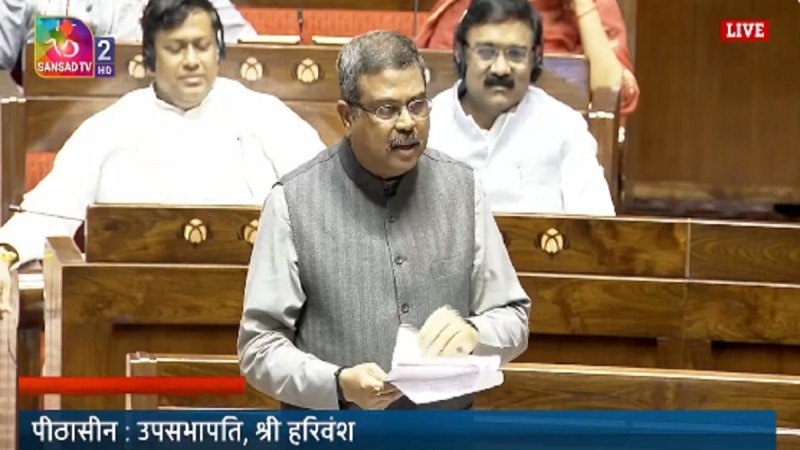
[{"left": 386, "top": 325, "right": 503, "bottom": 404}]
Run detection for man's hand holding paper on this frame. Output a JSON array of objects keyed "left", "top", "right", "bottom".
[
  {"left": 387, "top": 316, "right": 503, "bottom": 405},
  {"left": 419, "top": 306, "right": 480, "bottom": 357}
]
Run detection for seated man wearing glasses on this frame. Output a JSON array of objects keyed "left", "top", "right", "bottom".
[
  {"left": 428, "top": 0, "right": 615, "bottom": 215},
  {"left": 238, "top": 30, "right": 529, "bottom": 410}
]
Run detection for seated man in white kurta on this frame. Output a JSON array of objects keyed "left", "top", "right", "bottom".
[
  {"left": 0, "top": 0, "right": 324, "bottom": 314},
  {"left": 428, "top": 0, "right": 615, "bottom": 215}
]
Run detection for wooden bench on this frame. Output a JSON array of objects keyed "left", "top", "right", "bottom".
[
  {"left": 498, "top": 214, "right": 800, "bottom": 374},
  {"left": 125, "top": 353, "right": 800, "bottom": 449},
  {"left": 38, "top": 206, "right": 800, "bottom": 412},
  {"left": 42, "top": 205, "right": 261, "bottom": 411}
]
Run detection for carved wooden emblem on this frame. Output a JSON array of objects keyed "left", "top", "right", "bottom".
[
  {"left": 537, "top": 228, "right": 568, "bottom": 256},
  {"left": 239, "top": 219, "right": 259, "bottom": 245},
  {"left": 181, "top": 218, "right": 209, "bottom": 245},
  {"left": 295, "top": 58, "right": 320, "bottom": 83},
  {"left": 240, "top": 57, "right": 263, "bottom": 81},
  {"left": 128, "top": 55, "right": 146, "bottom": 79}
]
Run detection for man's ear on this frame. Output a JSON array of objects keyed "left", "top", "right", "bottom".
[{"left": 336, "top": 100, "right": 354, "bottom": 135}]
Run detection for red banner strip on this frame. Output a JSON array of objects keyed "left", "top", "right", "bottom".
[{"left": 18, "top": 377, "right": 247, "bottom": 396}]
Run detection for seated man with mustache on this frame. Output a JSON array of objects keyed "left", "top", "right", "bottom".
[{"left": 428, "top": 0, "right": 615, "bottom": 215}]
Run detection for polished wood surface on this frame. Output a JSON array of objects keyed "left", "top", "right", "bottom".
[
  {"left": 43, "top": 236, "right": 244, "bottom": 410},
  {"left": 689, "top": 220, "right": 800, "bottom": 284},
  {"left": 497, "top": 214, "right": 687, "bottom": 277},
  {"left": 86, "top": 205, "right": 261, "bottom": 264},
  {"left": 626, "top": 0, "right": 800, "bottom": 215},
  {"left": 475, "top": 363, "right": 800, "bottom": 429},
  {"left": 0, "top": 98, "right": 25, "bottom": 224},
  {"left": 40, "top": 205, "right": 800, "bottom": 412},
  {"left": 40, "top": 207, "right": 800, "bottom": 412},
  {"left": 127, "top": 352, "right": 279, "bottom": 410}
]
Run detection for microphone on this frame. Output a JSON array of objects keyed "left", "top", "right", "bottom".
[
  {"left": 298, "top": 8, "right": 304, "bottom": 40},
  {"left": 413, "top": 0, "right": 420, "bottom": 37},
  {"left": 9, "top": 205, "right": 83, "bottom": 222}
]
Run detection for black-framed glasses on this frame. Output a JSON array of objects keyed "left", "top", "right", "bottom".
[
  {"left": 353, "top": 98, "right": 432, "bottom": 122},
  {"left": 468, "top": 44, "right": 531, "bottom": 64}
]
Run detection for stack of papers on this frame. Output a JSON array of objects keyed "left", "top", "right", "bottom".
[{"left": 386, "top": 326, "right": 503, "bottom": 404}]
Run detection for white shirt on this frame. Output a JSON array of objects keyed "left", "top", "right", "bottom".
[
  {"left": 0, "top": 0, "right": 257, "bottom": 70},
  {"left": 428, "top": 82, "right": 616, "bottom": 216},
  {"left": 0, "top": 77, "right": 325, "bottom": 264}
]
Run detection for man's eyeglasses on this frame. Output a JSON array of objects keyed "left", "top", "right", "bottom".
[
  {"left": 353, "top": 98, "right": 432, "bottom": 122},
  {"left": 468, "top": 44, "right": 531, "bottom": 64}
]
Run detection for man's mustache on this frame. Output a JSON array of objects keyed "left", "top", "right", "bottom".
[
  {"left": 484, "top": 74, "right": 515, "bottom": 89},
  {"left": 389, "top": 134, "right": 420, "bottom": 148}
]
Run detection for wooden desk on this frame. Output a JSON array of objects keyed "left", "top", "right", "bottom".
[
  {"left": 125, "top": 354, "right": 800, "bottom": 449},
  {"left": 43, "top": 205, "right": 260, "bottom": 410},
  {"left": 41, "top": 206, "right": 800, "bottom": 411},
  {"left": 500, "top": 214, "right": 800, "bottom": 373}
]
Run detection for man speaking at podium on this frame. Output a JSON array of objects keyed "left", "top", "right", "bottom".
[
  {"left": 238, "top": 31, "right": 530, "bottom": 411},
  {"left": 0, "top": 0, "right": 324, "bottom": 317}
]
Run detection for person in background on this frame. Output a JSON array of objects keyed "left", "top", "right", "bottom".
[
  {"left": 238, "top": 30, "right": 529, "bottom": 410},
  {"left": 0, "top": 0, "right": 323, "bottom": 316},
  {"left": 417, "top": 0, "right": 638, "bottom": 116},
  {"left": 427, "top": 0, "right": 616, "bottom": 215},
  {"left": 0, "top": 0, "right": 256, "bottom": 71}
]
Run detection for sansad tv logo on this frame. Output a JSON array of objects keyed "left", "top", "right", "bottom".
[{"left": 34, "top": 16, "right": 115, "bottom": 78}]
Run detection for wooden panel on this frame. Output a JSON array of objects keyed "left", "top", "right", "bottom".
[
  {"left": 712, "top": 341, "right": 800, "bottom": 376},
  {"left": 627, "top": 0, "right": 800, "bottom": 212},
  {"left": 689, "top": 220, "right": 800, "bottom": 284},
  {"left": 0, "top": 98, "right": 26, "bottom": 222},
  {"left": 474, "top": 363, "right": 800, "bottom": 429},
  {"left": 519, "top": 334, "right": 660, "bottom": 369},
  {"left": 43, "top": 236, "right": 247, "bottom": 410},
  {"left": 127, "top": 352, "right": 279, "bottom": 410},
  {"left": 85, "top": 205, "right": 260, "bottom": 264},
  {"left": 524, "top": 275, "right": 684, "bottom": 338},
  {"left": 684, "top": 282, "right": 800, "bottom": 345},
  {"left": 496, "top": 214, "right": 687, "bottom": 277},
  {"left": 61, "top": 265, "right": 245, "bottom": 325}
]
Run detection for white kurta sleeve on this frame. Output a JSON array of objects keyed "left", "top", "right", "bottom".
[
  {"left": 469, "top": 177, "right": 531, "bottom": 364},
  {"left": 255, "top": 95, "right": 327, "bottom": 176},
  {"left": 559, "top": 114, "right": 617, "bottom": 216},
  {"left": 0, "top": 114, "right": 109, "bottom": 264},
  {"left": 238, "top": 185, "right": 341, "bottom": 409},
  {"left": 0, "top": 0, "right": 27, "bottom": 70}
]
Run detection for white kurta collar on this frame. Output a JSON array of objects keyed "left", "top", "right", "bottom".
[
  {"left": 148, "top": 79, "right": 220, "bottom": 119},
  {"left": 449, "top": 81, "right": 527, "bottom": 140}
]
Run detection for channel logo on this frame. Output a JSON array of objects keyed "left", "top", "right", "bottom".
[{"left": 34, "top": 16, "right": 116, "bottom": 78}]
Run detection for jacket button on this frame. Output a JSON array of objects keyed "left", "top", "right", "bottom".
[
  {"left": 394, "top": 255, "right": 404, "bottom": 265},
  {"left": 400, "top": 303, "right": 410, "bottom": 313},
  {"left": 388, "top": 214, "right": 397, "bottom": 223}
]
